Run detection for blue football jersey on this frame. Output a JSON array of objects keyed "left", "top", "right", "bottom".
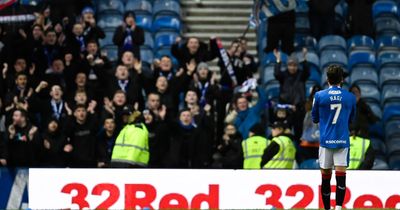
[{"left": 311, "top": 86, "right": 356, "bottom": 148}]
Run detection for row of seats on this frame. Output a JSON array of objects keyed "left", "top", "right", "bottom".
[{"left": 96, "top": 0, "right": 181, "bottom": 65}]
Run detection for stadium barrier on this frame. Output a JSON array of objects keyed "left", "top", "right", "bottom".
[
  {"left": 0, "top": 168, "right": 29, "bottom": 209},
  {"left": 26, "top": 169, "right": 400, "bottom": 209}
]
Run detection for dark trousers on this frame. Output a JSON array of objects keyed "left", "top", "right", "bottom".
[
  {"left": 309, "top": 12, "right": 335, "bottom": 40},
  {"left": 265, "top": 21, "right": 295, "bottom": 54}
]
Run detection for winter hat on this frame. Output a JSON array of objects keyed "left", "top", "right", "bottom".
[
  {"left": 287, "top": 55, "right": 298, "bottom": 64},
  {"left": 249, "top": 123, "right": 265, "bottom": 137},
  {"left": 81, "top": 7, "right": 94, "bottom": 15},
  {"left": 196, "top": 62, "right": 209, "bottom": 72},
  {"left": 124, "top": 10, "right": 136, "bottom": 21}
]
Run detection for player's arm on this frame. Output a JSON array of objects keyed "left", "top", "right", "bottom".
[{"left": 311, "top": 92, "right": 319, "bottom": 123}]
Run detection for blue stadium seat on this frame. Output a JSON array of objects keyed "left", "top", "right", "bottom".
[
  {"left": 378, "top": 51, "right": 400, "bottom": 68},
  {"left": 101, "top": 45, "right": 118, "bottom": 63},
  {"left": 357, "top": 83, "right": 381, "bottom": 103},
  {"left": 366, "top": 102, "right": 383, "bottom": 120},
  {"left": 319, "top": 35, "right": 347, "bottom": 52},
  {"left": 388, "top": 152, "right": 400, "bottom": 170},
  {"left": 347, "top": 35, "right": 375, "bottom": 53},
  {"left": 375, "top": 17, "right": 400, "bottom": 37},
  {"left": 385, "top": 120, "right": 400, "bottom": 140},
  {"left": 382, "top": 84, "right": 400, "bottom": 106},
  {"left": 375, "top": 35, "right": 400, "bottom": 53},
  {"left": 308, "top": 68, "right": 321, "bottom": 85},
  {"left": 97, "top": 12, "right": 123, "bottom": 29},
  {"left": 153, "top": 0, "right": 181, "bottom": 17},
  {"left": 135, "top": 14, "right": 153, "bottom": 32},
  {"left": 97, "top": 0, "right": 125, "bottom": 14},
  {"left": 373, "top": 0, "right": 399, "bottom": 19},
  {"left": 320, "top": 50, "right": 348, "bottom": 69},
  {"left": 379, "top": 67, "right": 400, "bottom": 87},
  {"left": 370, "top": 137, "right": 387, "bottom": 157},
  {"left": 99, "top": 28, "right": 115, "bottom": 47},
  {"left": 370, "top": 122, "right": 384, "bottom": 139},
  {"left": 294, "top": 35, "right": 318, "bottom": 52},
  {"left": 299, "top": 159, "right": 319, "bottom": 169},
  {"left": 152, "top": 15, "right": 181, "bottom": 33},
  {"left": 143, "top": 32, "right": 154, "bottom": 49},
  {"left": 154, "top": 31, "right": 178, "bottom": 50},
  {"left": 348, "top": 51, "right": 376, "bottom": 71},
  {"left": 383, "top": 105, "right": 400, "bottom": 122},
  {"left": 125, "top": 0, "right": 152, "bottom": 15},
  {"left": 372, "top": 157, "right": 390, "bottom": 170},
  {"left": 350, "top": 67, "right": 378, "bottom": 85},
  {"left": 263, "top": 51, "right": 288, "bottom": 67},
  {"left": 294, "top": 51, "right": 320, "bottom": 70},
  {"left": 140, "top": 47, "right": 154, "bottom": 66},
  {"left": 264, "top": 80, "right": 280, "bottom": 102},
  {"left": 295, "top": 0, "right": 309, "bottom": 14},
  {"left": 262, "top": 65, "right": 275, "bottom": 86}
]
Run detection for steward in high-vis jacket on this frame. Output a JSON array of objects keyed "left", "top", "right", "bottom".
[
  {"left": 111, "top": 122, "right": 149, "bottom": 168},
  {"left": 261, "top": 121, "right": 296, "bottom": 169},
  {"left": 242, "top": 123, "right": 269, "bottom": 169}
]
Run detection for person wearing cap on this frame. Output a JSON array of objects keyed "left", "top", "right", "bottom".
[
  {"left": 113, "top": 10, "right": 144, "bottom": 60},
  {"left": 242, "top": 123, "right": 269, "bottom": 169},
  {"left": 189, "top": 62, "right": 219, "bottom": 108},
  {"left": 260, "top": 121, "right": 296, "bottom": 169},
  {"left": 274, "top": 48, "right": 310, "bottom": 144}
]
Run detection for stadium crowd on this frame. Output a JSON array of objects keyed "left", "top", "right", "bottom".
[{"left": 0, "top": 0, "right": 379, "bottom": 169}]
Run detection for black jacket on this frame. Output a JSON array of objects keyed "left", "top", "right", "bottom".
[
  {"left": 113, "top": 25, "right": 145, "bottom": 59},
  {"left": 274, "top": 61, "right": 310, "bottom": 105},
  {"left": 64, "top": 114, "right": 99, "bottom": 167},
  {"left": 171, "top": 39, "right": 217, "bottom": 70},
  {"left": 40, "top": 131, "right": 68, "bottom": 167}
]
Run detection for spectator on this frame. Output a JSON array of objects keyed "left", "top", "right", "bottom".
[
  {"left": 152, "top": 55, "right": 176, "bottom": 81},
  {"left": 145, "top": 92, "right": 163, "bottom": 119},
  {"left": 64, "top": 103, "right": 99, "bottom": 167},
  {"left": 274, "top": 49, "right": 310, "bottom": 143},
  {"left": 64, "top": 23, "right": 86, "bottom": 60},
  {"left": 264, "top": 10, "right": 295, "bottom": 54},
  {"left": 349, "top": 84, "right": 379, "bottom": 138},
  {"left": 102, "top": 90, "right": 129, "bottom": 133},
  {"left": 30, "top": 82, "right": 69, "bottom": 129},
  {"left": 143, "top": 109, "right": 169, "bottom": 168},
  {"left": 269, "top": 104, "right": 295, "bottom": 130},
  {"left": 96, "top": 117, "right": 117, "bottom": 168},
  {"left": 213, "top": 123, "right": 243, "bottom": 169},
  {"left": 233, "top": 86, "right": 267, "bottom": 139},
  {"left": 260, "top": 121, "right": 296, "bottom": 169},
  {"left": 4, "top": 73, "right": 33, "bottom": 120},
  {"left": 346, "top": 0, "right": 375, "bottom": 37},
  {"left": 298, "top": 85, "right": 322, "bottom": 163},
  {"left": 0, "top": 133, "right": 6, "bottom": 166},
  {"left": 107, "top": 64, "right": 143, "bottom": 107},
  {"left": 6, "top": 109, "right": 40, "bottom": 167},
  {"left": 32, "top": 29, "right": 63, "bottom": 76},
  {"left": 308, "top": 0, "right": 340, "bottom": 40},
  {"left": 40, "top": 119, "right": 68, "bottom": 167},
  {"left": 80, "top": 7, "right": 105, "bottom": 44},
  {"left": 167, "top": 108, "right": 213, "bottom": 168},
  {"left": 112, "top": 11, "right": 145, "bottom": 60},
  {"left": 348, "top": 135, "right": 375, "bottom": 170},
  {"left": 242, "top": 123, "right": 268, "bottom": 169},
  {"left": 172, "top": 36, "right": 216, "bottom": 70},
  {"left": 189, "top": 62, "right": 219, "bottom": 108}
]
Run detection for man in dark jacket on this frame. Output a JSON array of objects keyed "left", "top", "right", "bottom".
[
  {"left": 6, "top": 109, "right": 41, "bottom": 167},
  {"left": 171, "top": 36, "right": 217, "bottom": 70},
  {"left": 346, "top": 0, "right": 374, "bottom": 39},
  {"left": 64, "top": 103, "right": 99, "bottom": 167},
  {"left": 274, "top": 49, "right": 310, "bottom": 143},
  {"left": 113, "top": 11, "right": 145, "bottom": 60}
]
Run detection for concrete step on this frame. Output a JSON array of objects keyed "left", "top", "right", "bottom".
[
  {"left": 188, "top": 24, "right": 253, "bottom": 32},
  {"left": 181, "top": 0, "right": 253, "bottom": 8},
  {"left": 184, "top": 32, "right": 256, "bottom": 39},
  {"left": 184, "top": 7, "right": 252, "bottom": 16},
  {"left": 183, "top": 16, "right": 249, "bottom": 24}
]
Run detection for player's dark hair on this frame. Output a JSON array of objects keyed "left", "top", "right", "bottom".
[{"left": 326, "top": 65, "right": 344, "bottom": 86}]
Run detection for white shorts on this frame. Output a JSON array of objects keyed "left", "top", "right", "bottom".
[{"left": 319, "top": 147, "right": 349, "bottom": 169}]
